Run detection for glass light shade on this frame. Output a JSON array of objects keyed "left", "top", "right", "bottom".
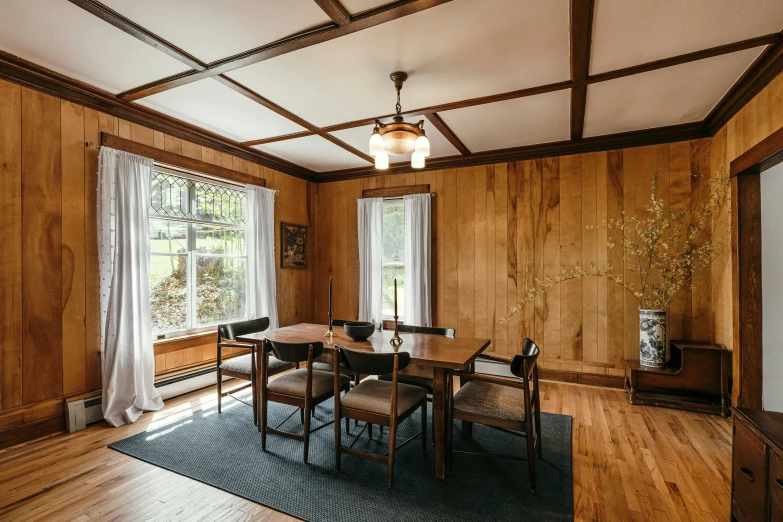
[
  {"left": 382, "top": 130, "right": 417, "bottom": 155},
  {"left": 375, "top": 151, "right": 389, "bottom": 170},
  {"left": 414, "top": 134, "right": 430, "bottom": 157},
  {"left": 411, "top": 151, "right": 425, "bottom": 169},
  {"left": 369, "top": 130, "right": 385, "bottom": 156}
]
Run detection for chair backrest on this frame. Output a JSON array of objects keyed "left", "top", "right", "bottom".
[
  {"left": 338, "top": 345, "right": 410, "bottom": 375},
  {"left": 397, "top": 324, "right": 455, "bottom": 337},
  {"left": 267, "top": 339, "right": 324, "bottom": 363},
  {"left": 510, "top": 338, "right": 540, "bottom": 379},
  {"left": 331, "top": 319, "right": 349, "bottom": 327},
  {"left": 218, "top": 317, "right": 270, "bottom": 341}
]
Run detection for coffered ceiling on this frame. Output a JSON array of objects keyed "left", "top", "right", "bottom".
[{"left": 0, "top": 0, "right": 782, "bottom": 182}]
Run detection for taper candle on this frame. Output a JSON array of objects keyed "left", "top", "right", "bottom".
[
  {"left": 394, "top": 278, "right": 397, "bottom": 318},
  {"left": 329, "top": 276, "right": 332, "bottom": 315}
]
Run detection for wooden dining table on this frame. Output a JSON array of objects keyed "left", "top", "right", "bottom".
[{"left": 237, "top": 323, "right": 491, "bottom": 479}]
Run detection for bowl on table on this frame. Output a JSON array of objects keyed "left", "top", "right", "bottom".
[{"left": 343, "top": 321, "right": 376, "bottom": 341}]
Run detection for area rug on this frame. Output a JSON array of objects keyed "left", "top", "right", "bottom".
[{"left": 110, "top": 392, "right": 573, "bottom": 521}]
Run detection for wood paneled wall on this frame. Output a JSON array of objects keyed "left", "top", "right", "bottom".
[{"left": 0, "top": 79, "right": 317, "bottom": 438}]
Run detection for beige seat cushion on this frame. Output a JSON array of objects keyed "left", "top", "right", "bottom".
[
  {"left": 453, "top": 380, "right": 526, "bottom": 422},
  {"left": 267, "top": 369, "right": 350, "bottom": 398},
  {"left": 341, "top": 379, "right": 427, "bottom": 417},
  {"left": 219, "top": 354, "right": 291, "bottom": 376},
  {"left": 312, "top": 361, "right": 359, "bottom": 376}
]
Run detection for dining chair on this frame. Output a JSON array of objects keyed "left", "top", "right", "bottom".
[
  {"left": 448, "top": 338, "right": 542, "bottom": 490},
  {"left": 259, "top": 339, "right": 352, "bottom": 463},
  {"left": 311, "top": 319, "right": 362, "bottom": 386},
  {"left": 333, "top": 345, "right": 428, "bottom": 488},
  {"left": 377, "top": 324, "right": 456, "bottom": 395},
  {"left": 216, "top": 317, "right": 294, "bottom": 425}
]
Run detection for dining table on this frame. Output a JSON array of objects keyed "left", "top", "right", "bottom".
[{"left": 236, "top": 323, "right": 491, "bottom": 479}]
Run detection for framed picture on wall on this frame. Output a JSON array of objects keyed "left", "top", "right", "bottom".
[{"left": 281, "top": 222, "right": 308, "bottom": 269}]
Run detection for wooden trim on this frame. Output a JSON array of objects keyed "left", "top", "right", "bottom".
[
  {"left": 569, "top": 0, "right": 594, "bottom": 141},
  {"left": 319, "top": 122, "right": 710, "bottom": 181},
  {"left": 425, "top": 113, "right": 470, "bottom": 155},
  {"left": 538, "top": 368, "right": 624, "bottom": 389},
  {"left": 314, "top": 0, "right": 351, "bottom": 26},
  {"left": 0, "top": 415, "right": 64, "bottom": 450},
  {"left": 66, "top": 0, "right": 208, "bottom": 71},
  {"left": 730, "top": 125, "right": 783, "bottom": 177},
  {"left": 362, "top": 184, "right": 430, "bottom": 198},
  {"left": 117, "top": 0, "right": 454, "bottom": 100},
  {"left": 0, "top": 50, "right": 317, "bottom": 181},
  {"left": 153, "top": 331, "right": 217, "bottom": 357},
  {"left": 242, "top": 131, "right": 316, "bottom": 147},
  {"left": 101, "top": 134, "right": 266, "bottom": 186}
]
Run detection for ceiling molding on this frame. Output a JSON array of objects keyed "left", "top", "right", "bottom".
[
  {"left": 117, "top": 0, "right": 454, "bottom": 101},
  {"left": 570, "top": 0, "right": 594, "bottom": 141},
  {"left": 314, "top": 0, "right": 352, "bottom": 26},
  {"left": 425, "top": 113, "right": 470, "bottom": 155},
  {"left": 243, "top": 131, "right": 316, "bottom": 146},
  {"left": 315, "top": 121, "right": 710, "bottom": 182},
  {"left": 66, "top": 0, "right": 208, "bottom": 71},
  {"left": 0, "top": 50, "right": 318, "bottom": 181}
]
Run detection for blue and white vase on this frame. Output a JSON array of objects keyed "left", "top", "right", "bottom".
[{"left": 639, "top": 309, "right": 667, "bottom": 367}]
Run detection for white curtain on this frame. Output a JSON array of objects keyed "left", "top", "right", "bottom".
[
  {"left": 246, "top": 185, "right": 279, "bottom": 329},
  {"left": 403, "top": 193, "right": 432, "bottom": 326},
  {"left": 97, "top": 147, "right": 163, "bottom": 427},
  {"left": 358, "top": 198, "right": 383, "bottom": 327}
]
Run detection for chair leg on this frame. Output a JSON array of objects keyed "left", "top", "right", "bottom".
[
  {"left": 251, "top": 377, "right": 258, "bottom": 426},
  {"left": 368, "top": 423, "right": 373, "bottom": 439},
  {"left": 344, "top": 417, "right": 350, "bottom": 435},
  {"left": 462, "top": 420, "right": 473, "bottom": 440},
  {"left": 300, "top": 408, "right": 304, "bottom": 424},
  {"left": 526, "top": 420, "right": 537, "bottom": 491},
  {"left": 303, "top": 401, "right": 312, "bottom": 464},
  {"left": 217, "top": 369, "right": 222, "bottom": 413},
  {"left": 260, "top": 391, "right": 267, "bottom": 450},
  {"left": 387, "top": 419, "right": 397, "bottom": 489},
  {"left": 421, "top": 403, "right": 427, "bottom": 452}
]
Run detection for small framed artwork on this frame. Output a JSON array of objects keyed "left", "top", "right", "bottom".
[{"left": 281, "top": 222, "right": 308, "bottom": 269}]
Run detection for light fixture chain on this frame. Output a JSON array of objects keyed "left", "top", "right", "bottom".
[{"left": 396, "top": 89, "right": 401, "bottom": 116}]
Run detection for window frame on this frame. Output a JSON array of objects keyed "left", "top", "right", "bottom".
[{"left": 381, "top": 196, "right": 405, "bottom": 321}]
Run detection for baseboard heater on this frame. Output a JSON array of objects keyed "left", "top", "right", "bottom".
[{"left": 66, "top": 366, "right": 232, "bottom": 433}]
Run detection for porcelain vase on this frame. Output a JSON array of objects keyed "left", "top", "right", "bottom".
[{"left": 639, "top": 309, "right": 667, "bottom": 367}]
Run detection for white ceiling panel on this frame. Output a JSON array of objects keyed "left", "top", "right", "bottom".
[
  {"left": 584, "top": 47, "right": 763, "bottom": 138},
  {"left": 438, "top": 89, "right": 571, "bottom": 152},
  {"left": 591, "top": 0, "right": 783, "bottom": 74},
  {"left": 101, "top": 0, "right": 331, "bottom": 64},
  {"left": 253, "top": 136, "right": 372, "bottom": 172},
  {"left": 0, "top": 0, "right": 188, "bottom": 93},
  {"left": 329, "top": 118, "right": 460, "bottom": 162},
  {"left": 340, "top": 0, "right": 396, "bottom": 15},
  {"left": 136, "top": 78, "right": 306, "bottom": 142},
  {"left": 226, "top": 0, "right": 569, "bottom": 127}
]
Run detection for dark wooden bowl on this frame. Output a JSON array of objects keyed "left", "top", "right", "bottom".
[{"left": 343, "top": 321, "right": 376, "bottom": 341}]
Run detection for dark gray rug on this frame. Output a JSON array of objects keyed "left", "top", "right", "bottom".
[{"left": 110, "top": 392, "right": 573, "bottom": 521}]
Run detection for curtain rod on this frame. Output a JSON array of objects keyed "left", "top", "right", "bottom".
[
  {"left": 85, "top": 142, "right": 279, "bottom": 194},
  {"left": 356, "top": 193, "right": 436, "bottom": 201}
]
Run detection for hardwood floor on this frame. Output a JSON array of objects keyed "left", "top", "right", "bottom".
[{"left": 0, "top": 381, "right": 732, "bottom": 521}]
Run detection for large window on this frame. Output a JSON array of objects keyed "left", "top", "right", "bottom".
[
  {"left": 149, "top": 168, "right": 247, "bottom": 338},
  {"left": 382, "top": 199, "right": 405, "bottom": 319}
]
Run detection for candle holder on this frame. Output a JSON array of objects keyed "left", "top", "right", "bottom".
[
  {"left": 325, "top": 276, "right": 335, "bottom": 337},
  {"left": 390, "top": 278, "right": 403, "bottom": 346}
]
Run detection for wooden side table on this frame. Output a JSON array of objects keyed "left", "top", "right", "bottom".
[{"left": 624, "top": 340, "right": 731, "bottom": 417}]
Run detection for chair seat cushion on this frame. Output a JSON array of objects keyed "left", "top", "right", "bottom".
[
  {"left": 312, "top": 361, "right": 360, "bottom": 376},
  {"left": 219, "top": 354, "right": 291, "bottom": 376},
  {"left": 377, "top": 373, "right": 433, "bottom": 393},
  {"left": 267, "top": 369, "right": 350, "bottom": 398},
  {"left": 453, "top": 379, "right": 526, "bottom": 422},
  {"left": 341, "top": 379, "right": 427, "bottom": 417}
]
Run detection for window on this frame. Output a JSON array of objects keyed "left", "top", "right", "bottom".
[
  {"left": 149, "top": 167, "right": 247, "bottom": 338},
  {"left": 382, "top": 198, "right": 405, "bottom": 319}
]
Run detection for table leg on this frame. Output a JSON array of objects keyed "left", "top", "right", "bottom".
[{"left": 432, "top": 367, "right": 448, "bottom": 479}]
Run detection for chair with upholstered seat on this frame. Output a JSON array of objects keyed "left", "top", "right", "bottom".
[
  {"left": 333, "top": 345, "right": 428, "bottom": 488},
  {"left": 216, "top": 317, "right": 294, "bottom": 425},
  {"left": 377, "top": 324, "right": 456, "bottom": 395},
  {"left": 449, "top": 338, "right": 542, "bottom": 490},
  {"left": 259, "top": 339, "right": 352, "bottom": 463},
  {"left": 310, "top": 320, "right": 362, "bottom": 386}
]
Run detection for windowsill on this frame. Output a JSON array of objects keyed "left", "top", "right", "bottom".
[{"left": 153, "top": 330, "right": 216, "bottom": 356}]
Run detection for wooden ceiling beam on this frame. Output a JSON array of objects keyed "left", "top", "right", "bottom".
[
  {"left": 425, "top": 113, "right": 470, "bottom": 155},
  {"left": 66, "top": 0, "right": 208, "bottom": 71},
  {"left": 314, "top": 0, "right": 352, "bottom": 26},
  {"left": 569, "top": 0, "right": 594, "bottom": 141},
  {"left": 117, "top": 0, "right": 453, "bottom": 101}
]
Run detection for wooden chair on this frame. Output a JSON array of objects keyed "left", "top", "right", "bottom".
[
  {"left": 333, "top": 345, "right": 428, "bottom": 488},
  {"left": 216, "top": 317, "right": 294, "bottom": 425},
  {"left": 377, "top": 325, "right": 456, "bottom": 395},
  {"left": 449, "top": 338, "right": 542, "bottom": 490},
  {"left": 311, "top": 319, "right": 362, "bottom": 386},
  {"left": 259, "top": 339, "right": 352, "bottom": 463}
]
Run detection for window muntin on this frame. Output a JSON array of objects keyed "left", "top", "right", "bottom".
[
  {"left": 381, "top": 198, "right": 405, "bottom": 319},
  {"left": 149, "top": 168, "right": 247, "bottom": 338}
]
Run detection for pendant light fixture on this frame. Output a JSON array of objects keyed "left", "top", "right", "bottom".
[{"left": 369, "top": 72, "right": 430, "bottom": 169}]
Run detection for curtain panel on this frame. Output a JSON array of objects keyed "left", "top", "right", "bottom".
[
  {"left": 97, "top": 147, "right": 163, "bottom": 427},
  {"left": 246, "top": 185, "right": 279, "bottom": 329},
  {"left": 403, "top": 193, "right": 432, "bottom": 326},
  {"left": 358, "top": 198, "right": 383, "bottom": 327}
]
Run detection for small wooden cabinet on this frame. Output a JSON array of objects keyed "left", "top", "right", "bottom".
[{"left": 731, "top": 407, "right": 783, "bottom": 522}]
